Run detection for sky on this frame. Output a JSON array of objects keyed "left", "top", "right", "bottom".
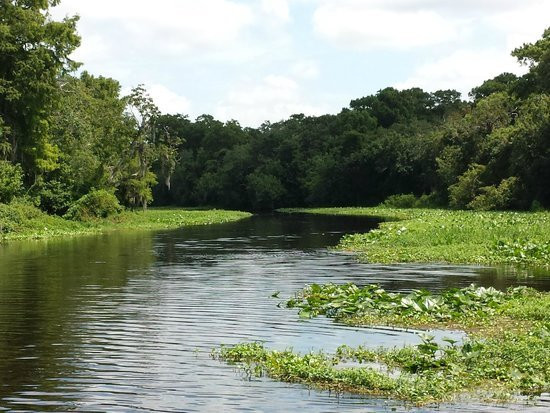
[{"left": 51, "top": 0, "right": 550, "bottom": 127}]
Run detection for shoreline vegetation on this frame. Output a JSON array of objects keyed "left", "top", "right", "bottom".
[
  {"left": 2, "top": 5, "right": 550, "bottom": 225},
  {"left": 280, "top": 207, "right": 550, "bottom": 268},
  {"left": 0, "top": 202, "right": 251, "bottom": 243},
  {"left": 215, "top": 283, "right": 550, "bottom": 406}
]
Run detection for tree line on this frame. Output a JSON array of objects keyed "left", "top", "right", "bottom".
[{"left": 1, "top": 1, "right": 549, "bottom": 217}]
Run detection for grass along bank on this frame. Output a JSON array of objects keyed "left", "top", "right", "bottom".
[
  {"left": 280, "top": 208, "right": 550, "bottom": 267},
  {"left": 0, "top": 202, "right": 251, "bottom": 242},
  {"left": 215, "top": 283, "right": 550, "bottom": 406}
]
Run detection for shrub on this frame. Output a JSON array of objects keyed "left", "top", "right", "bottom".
[
  {"left": 415, "top": 192, "right": 442, "bottom": 208},
  {"left": 382, "top": 193, "right": 417, "bottom": 208},
  {"left": 448, "top": 164, "right": 486, "bottom": 209},
  {"left": 530, "top": 200, "right": 544, "bottom": 212},
  {"left": 0, "top": 200, "right": 43, "bottom": 234},
  {"left": 35, "top": 179, "right": 74, "bottom": 215},
  {"left": 0, "top": 203, "right": 23, "bottom": 233},
  {"left": 0, "top": 161, "right": 23, "bottom": 203},
  {"left": 246, "top": 172, "right": 286, "bottom": 211},
  {"left": 381, "top": 193, "right": 441, "bottom": 209},
  {"left": 468, "top": 177, "right": 520, "bottom": 211},
  {"left": 64, "top": 189, "right": 122, "bottom": 221}
]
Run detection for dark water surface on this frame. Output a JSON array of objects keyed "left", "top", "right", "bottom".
[{"left": 1, "top": 213, "right": 549, "bottom": 412}]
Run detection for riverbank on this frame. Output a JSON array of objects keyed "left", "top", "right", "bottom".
[
  {"left": 280, "top": 208, "right": 550, "bottom": 267},
  {"left": 216, "top": 283, "right": 550, "bottom": 406},
  {"left": 0, "top": 202, "right": 252, "bottom": 242}
]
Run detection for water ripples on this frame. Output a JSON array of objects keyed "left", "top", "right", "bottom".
[{"left": 1, "top": 214, "right": 549, "bottom": 412}]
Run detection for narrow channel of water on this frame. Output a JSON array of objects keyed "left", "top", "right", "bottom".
[{"left": 1, "top": 214, "right": 549, "bottom": 412}]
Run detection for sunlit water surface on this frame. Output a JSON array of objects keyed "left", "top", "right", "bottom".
[{"left": 1, "top": 213, "right": 549, "bottom": 412}]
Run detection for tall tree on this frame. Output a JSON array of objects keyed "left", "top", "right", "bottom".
[
  {"left": 512, "top": 27, "right": 550, "bottom": 94},
  {"left": 0, "top": 0, "right": 80, "bottom": 179}
]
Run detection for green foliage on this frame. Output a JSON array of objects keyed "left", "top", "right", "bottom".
[
  {"left": 50, "top": 73, "right": 130, "bottom": 198},
  {"left": 0, "top": 161, "right": 23, "bottom": 203},
  {"left": 217, "top": 285, "right": 550, "bottom": 405},
  {"left": 246, "top": 171, "right": 286, "bottom": 211},
  {"left": 512, "top": 26, "right": 550, "bottom": 93},
  {"left": 283, "top": 207, "right": 550, "bottom": 267},
  {"left": 120, "top": 86, "right": 169, "bottom": 210},
  {"left": 0, "top": 0, "right": 80, "bottom": 174},
  {"left": 113, "top": 208, "right": 251, "bottom": 230},
  {"left": 382, "top": 194, "right": 417, "bottom": 208},
  {"left": 0, "top": 200, "right": 44, "bottom": 234},
  {"left": 286, "top": 283, "right": 516, "bottom": 322},
  {"left": 32, "top": 178, "right": 74, "bottom": 215},
  {"left": 120, "top": 171, "right": 157, "bottom": 210},
  {"left": 448, "top": 164, "right": 486, "bottom": 209},
  {"left": 215, "top": 343, "right": 397, "bottom": 398},
  {"left": 467, "top": 176, "right": 520, "bottom": 211},
  {"left": 415, "top": 193, "right": 442, "bottom": 208},
  {"left": 1, "top": 205, "right": 250, "bottom": 242},
  {"left": 494, "top": 239, "right": 550, "bottom": 264},
  {"left": 64, "top": 189, "right": 122, "bottom": 221},
  {"left": 1, "top": 8, "right": 549, "bottom": 216},
  {"left": 381, "top": 193, "right": 440, "bottom": 209},
  {"left": 469, "top": 72, "right": 519, "bottom": 101},
  {"left": 0, "top": 199, "right": 80, "bottom": 238}
]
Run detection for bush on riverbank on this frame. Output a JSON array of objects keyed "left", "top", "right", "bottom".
[
  {"left": 280, "top": 207, "right": 550, "bottom": 267},
  {"left": 64, "top": 189, "right": 122, "bottom": 221},
  {"left": 381, "top": 193, "right": 441, "bottom": 209},
  {"left": 0, "top": 161, "right": 24, "bottom": 204},
  {"left": 0, "top": 201, "right": 82, "bottom": 237}
]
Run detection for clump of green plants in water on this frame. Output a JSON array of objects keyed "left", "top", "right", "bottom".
[
  {"left": 215, "top": 325, "right": 550, "bottom": 405},
  {"left": 286, "top": 283, "right": 522, "bottom": 324},
  {"left": 494, "top": 239, "right": 550, "bottom": 264},
  {"left": 280, "top": 207, "right": 550, "bottom": 267},
  {"left": 216, "top": 283, "right": 550, "bottom": 405}
]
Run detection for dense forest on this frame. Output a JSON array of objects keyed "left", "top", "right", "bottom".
[{"left": 1, "top": 1, "right": 549, "bottom": 217}]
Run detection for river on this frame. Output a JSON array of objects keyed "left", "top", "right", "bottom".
[{"left": 1, "top": 213, "right": 549, "bottom": 412}]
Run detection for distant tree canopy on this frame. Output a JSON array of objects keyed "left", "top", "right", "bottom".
[{"left": 0, "top": 1, "right": 548, "bottom": 213}]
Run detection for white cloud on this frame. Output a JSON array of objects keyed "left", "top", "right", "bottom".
[
  {"left": 215, "top": 75, "right": 327, "bottom": 126},
  {"left": 48, "top": 0, "right": 549, "bottom": 124},
  {"left": 70, "top": 33, "right": 111, "bottom": 64},
  {"left": 312, "top": 0, "right": 548, "bottom": 51},
  {"left": 261, "top": 0, "right": 290, "bottom": 22},
  {"left": 312, "top": 0, "right": 543, "bottom": 15},
  {"left": 52, "top": 0, "right": 255, "bottom": 58},
  {"left": 290, "top": 60, "right": 320, "bottom": 79},
  {"left": 313, "top": 1, "right": 459, "bottom": 50},
  {"left": 148, "top": 84, "right": 191, "bottom": 115},
  {"left": 388, "top": 0, "right": 548, "bottom": 96},
  {"left": 486, "top": 1, "right": 550, "bottom": 50},
  {"left": 395, "top": 50, "right": 527, "bottom": 97}
]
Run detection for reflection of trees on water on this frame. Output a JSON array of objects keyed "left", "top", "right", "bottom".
[
  {"left": 153, "top": 213, "right": 380, "bottom": 265},
  {"left": 0, "top": 232, "right": 155, "bottom": 404}
]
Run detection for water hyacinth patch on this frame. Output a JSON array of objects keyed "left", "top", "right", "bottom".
[
  {"left": 216, "top": 284, "right": 550, "bottom": 406},
  {"left": 494, "top": 239, "right": 550, "bottom": 264},
  {"left": 280, "top": 208, "right": 550, "bottom": 268},
  {"left": 286, "top": 283, "right": 520, "bottom": 322}
]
